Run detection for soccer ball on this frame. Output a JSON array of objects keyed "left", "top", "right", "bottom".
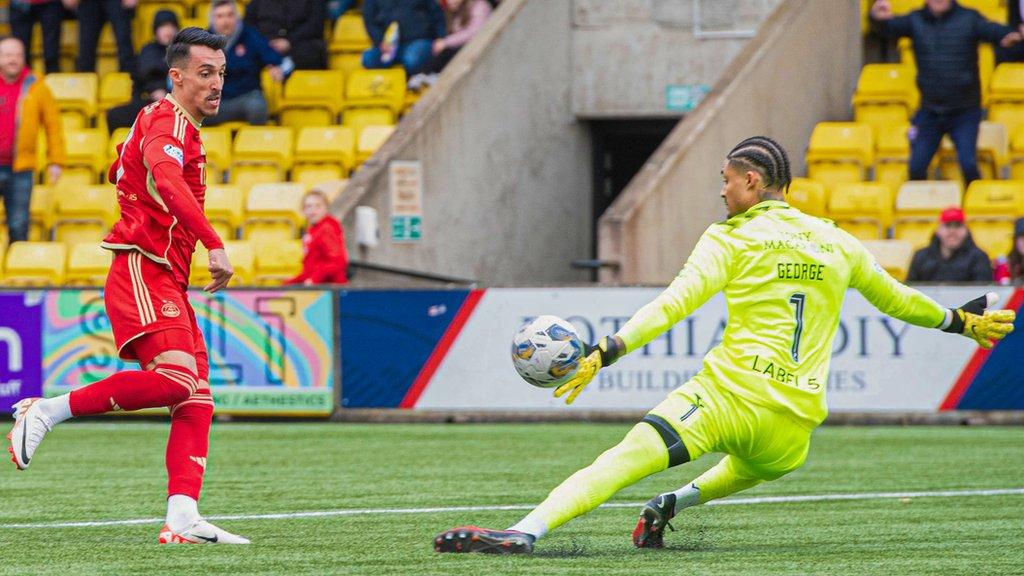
[{"left": 510, "top": 315, "right": 586, "bottom": 388}]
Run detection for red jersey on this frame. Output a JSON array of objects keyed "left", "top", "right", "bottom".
[
  {"left": 103, "top": 96, "right": 221, "bottom": 286},
  {"left": 285, "top": 216, "right": 349, "bottom": 284}
]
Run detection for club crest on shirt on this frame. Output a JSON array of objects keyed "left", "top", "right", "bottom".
[
  {"left": 161, "top": 301, "right": 181, "bottom": 318},
  {"left": 163, "top": 144, "right": 184, "bottom": 166}
]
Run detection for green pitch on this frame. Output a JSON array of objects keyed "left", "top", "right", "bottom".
[{"left": 1, "top": 422, "right": 1021, "bottom": 575}]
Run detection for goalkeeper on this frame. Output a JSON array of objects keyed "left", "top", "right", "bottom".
[{"left": 435, "top": 135, "right": 1017, "bottom": 554}]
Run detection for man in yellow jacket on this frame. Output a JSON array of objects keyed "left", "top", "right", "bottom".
[{"left": 0, "top": 36, "right": 64, "bottom": 243}]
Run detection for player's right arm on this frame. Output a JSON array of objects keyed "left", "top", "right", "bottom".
[
  {"left": 554, "top": 226, "right": 733, "bottom": 404},
  {"left": 848, "top": 236, "right": 1015, "bottom": 348}
]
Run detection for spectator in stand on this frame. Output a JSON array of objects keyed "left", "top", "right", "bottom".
[
  {"left": 285, "top": 190, "right": 349, "bottom": 285},
  {"left": 69, "top": 0, "right": 137, "bottom": 73},
  {"left": 8, "top": 0, "right": 64, "bottom": 74},
  {"left": 408, "top": 0, "right": 491, "bottom": 89},
  {"left": 994, "top": 218, "right": 1024, "bottom": 284},
  {"left": 244, "top": 0, "right": 327, "bottom": 70},
  {"left": 105, "top": 10, "right": 178, "bottom": 132},
  {"left": 204, "top": 0, "right": 292, "bottom": 126},
  {"left": 907, "top": 207, "right": 993, "bottom": 283},
  {"left": 0, "top": 36, "right": 64, "bottom": 243},
  {"left": 361, "top": 0, "right": 446, "bottom": 76},
  {"left": 870, "top": 0, "right": 1023, "bottom": 187},
  {"left": 996, "top": 1, "right": 1024, "bottom": 63}
]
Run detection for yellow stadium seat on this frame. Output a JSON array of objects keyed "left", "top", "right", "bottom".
[
  {"left": 243, "top": 183, "right": 305, "bottom": 241},
  {"left": 961, "top": 0, "right": 1005, "bottom": 23},
  {"left": 342, "top": 107, "right": 395, "bottom": 142},
  {"left": 62, "top": 129, "right": 109, "bottom": 185},
  {"left": 191, "top": 240, "right": 254, "bottom": 287},
  {"left": 204, "top": 184, "right": 244, "bottom": 240},
  {"left": 962, "top": 180, "right": 1023, "bottom": 256},
  {"left": 65, "top": 243, "right": 112, "bottom": 286},
  {"left": 980, "top": 43, "right": 995, "bottom": 107},
  {"left": 330, "top": 52, "right": 364, "bottom": 76},
  {"left": 343, "top": 68, "right": 406, "bottom": 116},
  {"left": 98, "top": 72, "right": 132, "bottom": 111},
  {"left": 806, "top": 123, "right": 874, "bottom": 189},
  {"left": 852, "top": 64, "right": 919, "bottom": 134},
  {"left": 989, "top": 64, "right": 1024, "bottom": 135},
  {"left": 262, "top": 67, "right": 283, "bottom": 117},
  {"left": 356, "top": 125, "right": 395, "bottom": 165},
  {"left": 53, "top": 184, "right": 118, "bottom": 245},
  {"left": 830, "top": 182, "right": 893, "bottom": 240},
  {"left": 306, "top": 178, "right": 348, "bottom": 201},
  {"left": 28, "top": 184, "right": 56, "bottom": 241},
  {"left": 253, "top": 238, "right": 303, "bottom": 285},
  {"left": 3, "top": 242, "right": 67, "bottom": 286},
  {"left": 293, "top": 166, "right": 346, "bottom": 190},
  {"left": 200, "top": 127, "right": 232, "bottom": 184},
  {"left": 233, "top": 169, "right": 281, "bottom": 194},
  {"left": 279, "top": 71, "right": 346, "bottom": 128},
  {"left": 331, "top": 13, "right": 372, "bottom": 53},
  {"left": 1008, "top": 127, "right": 1024, "bottom": 179},
  {"left": 875, "top": 123, "right": 910, "bottom": 193},
  {"left": 109, "top": 127, "right": 131, "bottom": 164},
  {"left": 860, "top": 239, "right": 915, "bottom": 281},
  {"left": 231, "top": 126, "right": 293, "bottom": 184},
  {"left": 44, "top": 73, "right": 98, "bottom": 129},
  {"left": 937, "top": 121, "right": 1008, "bottom": 181},
  {"left": 785, "top": 178, "right": 828, "bottom": 217},
  {"left": 295, "top": 126, "right": 355, "bottom": 174},
  {"left": 893, "top": 180, "right": 963, "bottom": 249}
]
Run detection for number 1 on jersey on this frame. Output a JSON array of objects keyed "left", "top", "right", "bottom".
[{"left": 789, "top": 293, "right": 806, "bottom": 362}]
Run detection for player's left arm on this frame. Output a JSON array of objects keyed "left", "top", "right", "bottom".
[
  {"left": 849, "top": 237, "right": 1015, "bottom": 348},
  {"left": 554, "top": 227, "right": 734, "bottom": 404}
]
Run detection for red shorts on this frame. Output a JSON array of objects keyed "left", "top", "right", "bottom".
[{"left": 105, "top": 250, "right": 209, "bottom": 379}]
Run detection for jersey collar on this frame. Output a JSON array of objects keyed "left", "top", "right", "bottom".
[
  {"left": 721, "top": 199, "right": 790, "bottom": 226},
  {"left": 164, "top": 95, "right": 202, "bottom": 129}
]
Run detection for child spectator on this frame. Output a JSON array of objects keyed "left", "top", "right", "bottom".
[
  {"left": 286, "top": 190, "right": 349, "bottom": 285},
  {"left": 409, "top": 0, "right": 492, "bottom": 89},
  {"left": 994, "top": 218, "right": 1024, "bottom": 285}
]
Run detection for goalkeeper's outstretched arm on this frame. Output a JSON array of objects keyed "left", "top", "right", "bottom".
[{"left": 849, "top": 240, "right": 1016, "bottom": 348}]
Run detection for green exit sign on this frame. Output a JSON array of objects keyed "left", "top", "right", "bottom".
[{"left": 391, "top": 215, "right": 422, "bottom": 241}]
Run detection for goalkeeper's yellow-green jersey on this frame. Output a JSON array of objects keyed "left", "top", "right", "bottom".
[{"left": 616, "top": 200, "right": 947, "bottom": 428}]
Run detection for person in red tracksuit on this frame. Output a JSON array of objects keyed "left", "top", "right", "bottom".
[{"left": 286, "top": 189, "right": 349, "bottom": 285}]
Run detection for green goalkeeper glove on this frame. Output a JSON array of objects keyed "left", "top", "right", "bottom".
[
  {"left": 941, "top": 292, "right": 1016, "bottom": 349},
  {"left": 553, "top": 335, "right": 626, "bottom": 405}
]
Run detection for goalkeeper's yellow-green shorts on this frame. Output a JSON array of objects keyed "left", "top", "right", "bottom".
[{"left": 645, "top": 374, "right": 813, "bottom": 481}]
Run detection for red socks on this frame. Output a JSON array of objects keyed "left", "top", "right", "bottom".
[
  {"left": 69, "top": 364, "right": 199, "bottom": 416},
  {"left": 166, "top": 389, "right": 215, "bottom": 500}
]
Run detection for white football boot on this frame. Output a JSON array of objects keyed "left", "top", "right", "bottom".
[
  {"left": 158, "top": 520, "right": 251, "bottom": 544},
  {"left": 7, "top": 398, "right": 54, "bottom": 470}
]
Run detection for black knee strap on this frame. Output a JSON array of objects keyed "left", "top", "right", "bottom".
[{"left": 641, "top": 414, "right": 691, "bottom": 468}]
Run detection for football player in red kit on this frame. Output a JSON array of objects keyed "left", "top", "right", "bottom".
[{"left": 8, "top": 28, "right": 249, "bottom": 545}]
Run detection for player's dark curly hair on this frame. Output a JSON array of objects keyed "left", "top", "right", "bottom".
[
  {"left": 726, "top": 136, "right": 793, "bottom": 194},
  {"left": 165, "top": 27, "right": 227, "bottom": 68}
]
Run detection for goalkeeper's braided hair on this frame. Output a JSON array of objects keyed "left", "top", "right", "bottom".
[{"left": 726, "top": 136, "right": 792, "bottom": 194}]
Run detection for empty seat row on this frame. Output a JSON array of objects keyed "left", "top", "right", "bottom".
[
  {"left": 0, "top": 238, "right": 300, "bottom": 288},
  {"left": 789, "top": 178, "right": 1024, "bottom": 257}
]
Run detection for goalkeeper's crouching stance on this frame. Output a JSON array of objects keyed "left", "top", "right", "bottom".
[{"left": 434, "top": 135, "right": 1017, "bottom": 554}]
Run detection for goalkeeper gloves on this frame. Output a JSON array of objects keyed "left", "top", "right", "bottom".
[
  {"left": 941, "top": 292, "right": 1016, "bottom": 349},
  {"left": 553, "top": 335, "right": 626, "bottom": 405}
]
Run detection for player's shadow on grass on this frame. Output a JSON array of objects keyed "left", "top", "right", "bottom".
[{"left": 530, "top": 540, "right": 714, "bottom": 558}]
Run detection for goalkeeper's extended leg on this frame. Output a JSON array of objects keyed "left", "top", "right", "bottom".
[
  {"left": 633, "top": 456, "right": 761, "bottom": 548},
  {"left": 435, "top": 421, "right": 670, "bottom": 553}
]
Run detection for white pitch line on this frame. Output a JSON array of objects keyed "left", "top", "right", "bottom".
[{"left": 2, "top": 487, "right": 1022, "bottom": 530}]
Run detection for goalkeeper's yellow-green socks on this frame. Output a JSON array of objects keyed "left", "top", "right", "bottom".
[
  {"left": 664, "top": 456, "right": 762, "bottom": 511},
  {"left": 508, "top": 422, "right": 668, "bottom": 539}
]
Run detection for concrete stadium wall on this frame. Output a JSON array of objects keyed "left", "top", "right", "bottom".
[
  {"left": 572, "top": 0, "right": 782, "bottom": 117},
  {"left": 597, "top": 0, "right": 862, "bottom": 284},
  {"left": 338, "top": 0, "right": 592, "bottom": 285}
]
